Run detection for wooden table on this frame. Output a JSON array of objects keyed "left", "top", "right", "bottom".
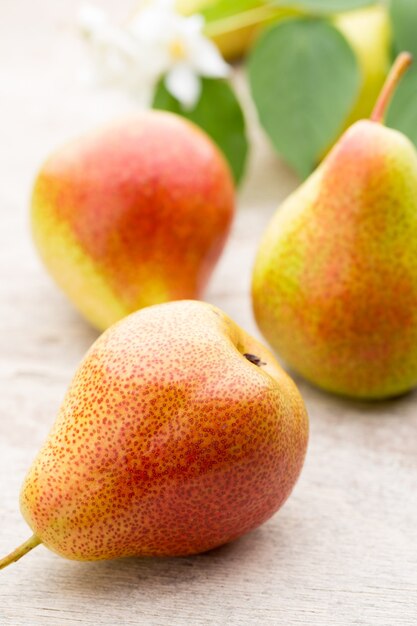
[{"left": 1, "top": 2, "right": 416, "bottom": 624}]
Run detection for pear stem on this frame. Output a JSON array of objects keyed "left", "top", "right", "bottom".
[
  {"left": 0, "top": 535, "right": 41, "bottom": 571},
  {"left": 370, "top": 52, "right": 413, "bottom": 124}
]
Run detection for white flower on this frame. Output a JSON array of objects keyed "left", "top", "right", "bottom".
[
  {"left": 77, "top": 4, "right": 152, "bottom": 97},
  {"left": 77, "top": 0, "right": 230, "bottom": 109}
]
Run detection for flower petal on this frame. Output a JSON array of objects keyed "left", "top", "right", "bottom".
[
  {"left": 78, "top": 3, "right": 107, "bottom": 33},
  {"left": 190, "top": 37, "right": 230, "bottom": 78},
  {"left": 165, "top": 64, "right": 201, "bottom": 109},
  {"left": 181, "top": 13, "right": 205, "bottom": 36}
]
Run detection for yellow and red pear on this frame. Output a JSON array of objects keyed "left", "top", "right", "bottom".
[
  {"left": 31, "top": 111, "right": 235, "bottom": 330},
  {"left": 252, "top": 53, "right": 417, "bottom": 399},
  {"left": 0, "top": 301, "right": 308, "bottom": 568}
]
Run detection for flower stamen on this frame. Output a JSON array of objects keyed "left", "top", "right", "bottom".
[{"left": 169, "top": 38, "right": 187, "bottom": 61}]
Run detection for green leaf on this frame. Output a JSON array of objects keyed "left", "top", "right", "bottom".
[
  {"left": 248, "top": 18, "right": 360, "bottom": 178},
  {"left": 152, "top": 78, "right": 248, "bottom": 184},
  {"left": 386, "top": 1, "right": 417, "bottom": 147},
  {"left": 273, "top": 0, "right": 377, "bottom": 13},
  {"left": 386, "top": 66, "right": 417, "bottom": 147},
  {"left": 390, "top": 0, "right": 417, "bottom": 56}
]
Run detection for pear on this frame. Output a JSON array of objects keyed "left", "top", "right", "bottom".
[
  {"left": 176, "top": 0, "right": 264, "bottom": 60},
  {"left": 318, "top": 5, "right": 391, "bottom": 159},
  {"left": 0, "top": 301, "right": 308, "bottom": 568},
  {"left": 31, "top": 111, "right": 235, "bottom": 331},
  {"left": 334, "top": 5, "right": 391, "bottom": 127},
  {"left": 252, "top": 53, "right": 417, "bottom": 399}
]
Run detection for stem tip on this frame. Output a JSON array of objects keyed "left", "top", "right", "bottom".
[
  {"left": 0, "top": 535, "right": 41, "bottom": 571},
  {"left": 371, "top": 52, "right": 413, "bottom": 124}
]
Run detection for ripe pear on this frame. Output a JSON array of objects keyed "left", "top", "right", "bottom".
[
  {"left": 31, "top": 112, "right": 235, "bottom": 331},
  {"left": 252, "top": 53, "right": 417, "bottom": 399},
  {"left": 0, "top": 301, "right": 308, "bottom": 568},
  {"left": 175, "top": 0, "right": 263, "bottom": 60},
  {"left": 318, "top": 5, "right": 391, "bottom": 160},
  {"left": 334, "top": 5, "right": 391, "bottom": 127}
]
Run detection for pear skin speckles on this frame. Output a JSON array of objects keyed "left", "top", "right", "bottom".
[
  {"left": 253, "top": 120, "right": 417, "bottom": 398},
  {"left": 20, "top": 301, "right": 308, "bottom": 560}
]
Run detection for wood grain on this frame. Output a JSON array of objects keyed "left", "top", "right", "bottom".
[{"left": 1, "top": 1, "right": 416, "bottom": 624}]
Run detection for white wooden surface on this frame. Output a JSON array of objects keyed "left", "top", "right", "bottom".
[{"left": 1, "top": 2, "right": 416, "bottom": 624}]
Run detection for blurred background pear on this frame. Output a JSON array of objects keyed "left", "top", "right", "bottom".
[{"left": 334, "top": 5, "right": 391, "bottom": 128}]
